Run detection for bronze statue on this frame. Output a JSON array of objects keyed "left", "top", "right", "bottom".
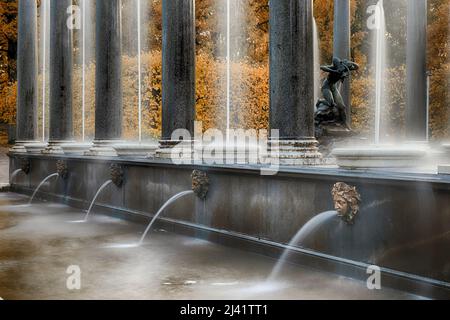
[
  {"left": 331, "top": 182, "right": 361, "bottom": 225},
  {"left": 192, "top": 170, "right": 210, "bottom": 200},
  {"left": 315, "top": 57, "right": 359, "bottom": 131}
]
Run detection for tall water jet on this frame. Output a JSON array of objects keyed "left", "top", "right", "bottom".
[
  {"left": 332, "top": 0, "right": 426, "bottom": 168},
  {"left": 40, "top": 0, "right": 49, "bottom": 142},
  {"left": 226, "top": 0, "right": 231, "bottom": 140},
  {"left": 313, "top": 18, "right": 321, "bottom": 105},
  {"left": 81, "top": 0, "right": 86, "bottom": 141},
  {"left": 69, "top": 0, "right": 94, "bottom": 151},
  {"left": 374, "top": 0, "right": 386, "bottom": 145},
  {"left": 215, "top": 0, "right": 246, "bottom": 138},
  {"left": 29, "top": 173, "right": 59, "bottom": 204},
  {"left": 137, "top": 0, "right": 142, "bottom": 142},
  {"left": 112, "top": 0, "right": 157, "bottom": 157}
]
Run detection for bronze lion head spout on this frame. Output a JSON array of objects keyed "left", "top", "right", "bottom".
[
  {"left": 331, "top": 182, "right": 361, "bottom": 225},
  {"left": 110, "top": 163, "right": 124, "bottom": 188},
  {"left": 191, "top": 170, "right": 209, "bottom": 200}
]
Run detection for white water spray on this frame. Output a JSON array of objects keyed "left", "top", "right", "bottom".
[
  {"left": 139, "top": 190, "right": 194, "bottom": 245},
  {"left": 268, "top": 211, "right": 337, "bottom": 282},
  {"left": 41, "top": 0, "right": 48, "bottom": 142},
  {"left": 81, "top": 0, "right": 86, "bottom": 141},
  {"left": 226, "top": 0, "right": 231, "bottom": 142},
  {"left": 374, "top": 0, "right": 386, "bottom": 145},
  {"left": 313, "top": 18, "right": 321, "bottom": 105},
  {"left": 83, "top": 180, "right": 113, "bottom": 222},
  {"left": 137, "top": 0, "right": 142, "bottom": 142},
  {"left": 10, "top": 169, "right": 23, "bottom": 184},
  {"left": 29, "top": 173, "right": 59, "bottom": 205}
]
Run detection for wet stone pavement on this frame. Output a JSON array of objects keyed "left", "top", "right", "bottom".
[{"left": 0, "top": 193, "right": 423, "bottom": 300}]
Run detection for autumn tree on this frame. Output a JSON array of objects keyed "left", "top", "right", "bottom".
[{"left": 0, "top": 0, "right": 18, "bottom": 124}]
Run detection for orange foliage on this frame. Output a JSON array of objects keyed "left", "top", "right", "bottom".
[{"left": 2, "top": 0, "right": 450, "bottom": 142}]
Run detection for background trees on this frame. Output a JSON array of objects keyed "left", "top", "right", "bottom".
[{"left": 0, "top": 0, "right": 449, "bottom": 142}]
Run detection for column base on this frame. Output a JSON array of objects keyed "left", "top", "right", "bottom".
[
  {"left": 9, "top": 141, "right": 28, "bottom": 154},
  {"left": 156, "top": 140, "right": 195, "bottom": 161},
  {"left": 113, "top": 142, "right": 158, "bottom": 158},
  {"left": 196, "top": 141, "right": 262, "bottom": 165},
  {"left": 268, "top": 139, "right": 323, "bottom": 166},
  {"left": 60, "top": 142, "right": 93, "bottom": 155},
  {"left": 9, "top": 141, "right": 45, "bottom": 154},
  {"left": 85, "top": 140, "right": 122, "bottom": 157},
  {"left": 42, "top": 140, "right": 75, "bottom": 155}
]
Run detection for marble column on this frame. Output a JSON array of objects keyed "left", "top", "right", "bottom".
[
  {"left": 157, "top": 0, "right": 196, "bottom": 158},
  {"left": 406, "top": 0, "right": 428, "bottom": 141},
  {"left": 44, "top": 0, "right": 74, "bottom": 153},
  {"left": 333, "top": 0, "right": 351, "bottom": 126},
  {"left": 87, "top": 0, "right": 123, "bottom": 156},
  {"left": 269, "top": 0, "right": 322, "bottom": 165},
  {"left": 12, "top": 0, "right": 39, "bottom": 153}
]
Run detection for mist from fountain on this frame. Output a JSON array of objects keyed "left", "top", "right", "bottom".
[
  {"left": 29, "top": 173, "right": 59, "bottom": 205},
  {"left": 267, "top": 211, "right": 337, "bottom": 282}
]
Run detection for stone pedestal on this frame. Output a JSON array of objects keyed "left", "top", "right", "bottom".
[
  {"left": 113, "top": 143, "right": 158, "bottom": 158},
  {"left": 333, "top": 145, "right": 427, "bottom": 169},
  {"left": 269, "top": 140, "right": 323, "bottom": 166},
  {"left": 60, "top": 143, "right": 93, "bottom": 155},
  {"left": 24, "top": 142, "right": 47, "bottom": 154},
  {"left": 10, "top": 142, "right": 30, "bottom": 154},
  {"left": 157, "top": 140, "right": 195, "bottom": 161},
  {"left": 43, "top": 141, "right": 76, "bottom": 155},
  {"left": 86, "top": 140, "right": 121, "bottom": 157}
]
